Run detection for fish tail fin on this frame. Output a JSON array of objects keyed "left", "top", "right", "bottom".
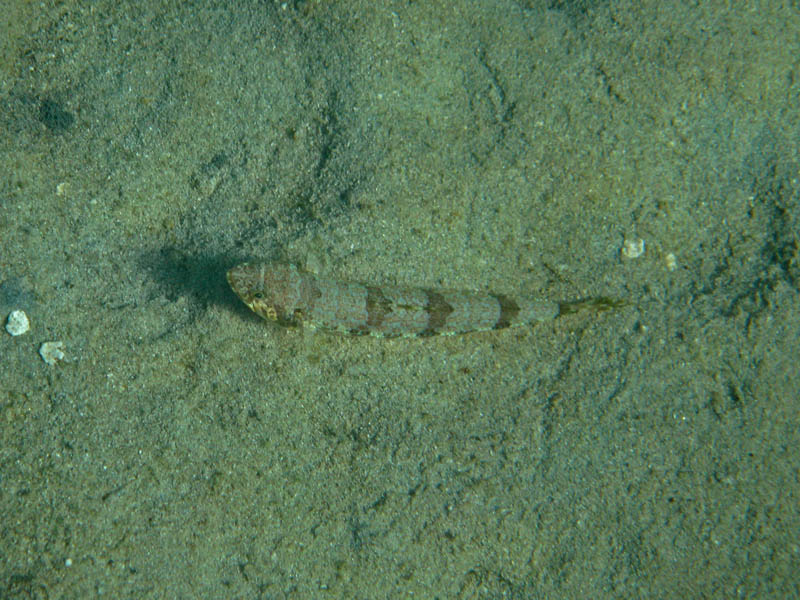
[{"left": 558, "top": 297, "right": 626, "bottom": 316}]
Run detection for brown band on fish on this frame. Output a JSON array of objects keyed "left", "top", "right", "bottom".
[
  {"left": 419, "top": 290, "right": 454, "bottom": 336},
  {"left": 365, "top": 286, "right": 393, "bottom": 328},
  {"left": 492, "top": 294, "right": 520, "bottom": 330}
]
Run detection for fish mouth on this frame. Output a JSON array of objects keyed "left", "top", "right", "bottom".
[{"left": 226, "top": 264, "right": 252, "bottom": 295}]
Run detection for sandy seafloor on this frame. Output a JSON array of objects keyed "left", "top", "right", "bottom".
[{"left": 1, "top": 0, "right": 798, "bottom": 597}]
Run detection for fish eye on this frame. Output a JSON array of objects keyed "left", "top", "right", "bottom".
[{"left": 253, "top": 292, "right": 264, "bottom": 299}]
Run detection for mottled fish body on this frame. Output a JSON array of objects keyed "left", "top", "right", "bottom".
[{"left": 227, "top": 262, "right": 617, "bottom": 337}]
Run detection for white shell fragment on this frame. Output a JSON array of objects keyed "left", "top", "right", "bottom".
[
  {"left": 622, "top": 238, "right": 645, "bottom": 259},
  {"left": 39, "top": 341, "right": 65, "bottom": 365},
  {"left": 5, "top": 310, "right": 30, "bottom": 336}
]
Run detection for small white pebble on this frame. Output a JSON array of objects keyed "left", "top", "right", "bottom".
[
  {"left": 622, "top": 238, "right": 645, "bottom": 259},
  {"left": 65, "top": 557, "right": 72, "bottom": 567},
  {"left": 39, "top": 341, "right": 65, "bottom": 365},
  {"left": 665, "top": 252, "right": 677, "bottom": 271},
  {"left": 5, "top": 310, "right": 30, "bottom": 336}
]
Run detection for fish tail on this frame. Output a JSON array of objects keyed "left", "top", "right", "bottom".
[{"left": 558, "top": 297, "right": 626, "bottom": 317}]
